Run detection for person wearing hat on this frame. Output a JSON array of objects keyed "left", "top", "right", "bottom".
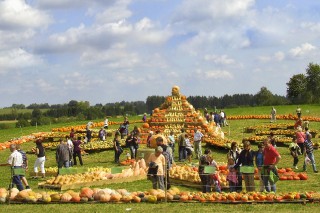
[
  {"left": 156, "top": 136, "right": 174, "bottom": 189},
  {"left": 178, "top": 128, "right": 187, "bottom": 162},
  {"left": 147, "top": 146, "right": 166, "bottom": 190}
]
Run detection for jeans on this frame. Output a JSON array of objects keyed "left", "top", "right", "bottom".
[
  {"left": 12, "top": 166, "right": 24, "bottom": 191},
  {"left": 58, "top": 160, "right": 70, "bottom": 168},
  {"left": 303, "top": 152, "right": 318, "bottom": 172},
  {"left": 151, "top": 175, "right": 164, "bottom": 190},
  {"left": 178, "top": 146, "right": 186, "bottom": 161},
  {"left": 262, "top": 166, "right": 278, "bottom": 192},
  {"left": 129, "top": 146, "right": 138, "bottom": 159}
]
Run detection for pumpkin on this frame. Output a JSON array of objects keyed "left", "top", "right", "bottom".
[
  {"left": 50, "top": 193, "right": 61, "bottom": 202},
  {"left": 132, "top": 196, "right": 141, "bottom": 203},
  {"left": 71, "top": 194, "right": 81, "bottom": 202},
  {"left": 298, "top": 173, "right": 308, "bottom": 180},
  {"left": 61, "top": 193, "right": 72, "bottom": 202},
  {"left": 99, "top": 193, "right": 111, "bottom": 202},
  {"left": 42, "top": 194, "right": 51, "bottom": 203},
  {"left": 142, "top": 123, "right": 150, "bottom": 128},
  {"left": 110, "top": 193, "right": 121, "bottom": 202},
  {"left": 80, "top": 187, "right": 94, "bottom": 199}
]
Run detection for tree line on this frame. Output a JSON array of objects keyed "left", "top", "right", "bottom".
[{"left": 1, "top": 63, "right": 319, "bottom": 129}]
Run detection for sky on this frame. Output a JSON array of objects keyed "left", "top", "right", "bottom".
[{"left": 0, "top": 0, "right": 320, "bottom": 108}]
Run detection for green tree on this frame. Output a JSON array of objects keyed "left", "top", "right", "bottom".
[
  {"left": 305, "top": 63, "right": 320, "bottom": 103},
  {"left": 254, "top": 87, "right": 274, "bottom": 106},
  {"left": 286, "top": 74, "right": 307, "bottom": 104}
]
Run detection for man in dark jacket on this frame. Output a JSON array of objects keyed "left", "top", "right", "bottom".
[
  {"left": 56, "top": 139, "right": 71, "bottom": 168},
  {"left": 178, "top": 128, "right": 187, "bottom": 161}
]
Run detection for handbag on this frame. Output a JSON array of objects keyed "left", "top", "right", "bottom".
[{"left": 269, "top": 170, "right": 279, "bottom": 184}]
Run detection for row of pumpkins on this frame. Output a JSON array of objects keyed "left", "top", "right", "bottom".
[{"left": 1, "top": 187, "right": 319, "bottom": 204}]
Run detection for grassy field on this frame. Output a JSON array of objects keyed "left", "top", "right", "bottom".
[{"left": 0, "top": 105, "right": 320, "bottom": 212}]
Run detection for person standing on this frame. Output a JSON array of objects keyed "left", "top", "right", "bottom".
[
  {"left": 167, "top": 131, "right": 175, "bottom": 153},
  {"left": 255, "top": 143, "right": 265, "bottom": 192},
  {"left": 233, "top": 141, "right": 255, "bottom": 192},
  {"left": 147, "top": 146, "right": 166, "bottom": 190},
  {"left": 289, "top": 136, "right": 301, "bottom": 170},
  {"left": 303, "top": 133, "right": 318, "bottom": 173},
  {"left": 142, "top": 113, "right": 147, "bottom": 122},
  {"left": 56, "top": 139, "right": 71, "bottom": 168},
  {"left": 156, "top": 136, "right": 174, "bottom": 190},
  {"left": 269, "top": 132, "right": 277, "bottom": 148},
  {"left": 198, "top": 149, "right": 212, "bottom": 193},
  {"left": 113, "top": 131, "right": 123, "bottom": 164},
  {"left": 70, "top": 128, "right": 75, "bottom": 139},
  {"left": 0, "top": 144, "right": 25, "bottom": 191},
  {"left": 296, "top": 106, "right": 302, "bottom": 119},
  {"left": 263, "top": 138, "right": 281, "bottom": 192},
  {"left": 16, "top": 144, "right": 30, "bottom": 189},
  {"left": 271, "top": 107, "right": 276, "bottom": 123},
  {"left": 86, "top": 129, "right": 92, "bottom": 143},
  {"left": 193, "top": 128, "right": 204, "bottom": 159},
  {"left": 104, "top": 117, "right": 109, "bottom": 129},
  {"left": 178, "top": 128, "right": 187, "bottom": 162},
  {"left": 185, "top": 135, "right": 194, "bottom": 163},
  {"left": 73, "top": 136, "right": 83, "bottom": 166},
  {"left": 98, "top": 127, "right": 107, "bottom": 141},
  {"left": 227, "top": 142, "right": 242, "bottom": 192},
  {"left": 34, "top": 138, "right": 46, "bottom": 178},
  {"left": 295, "top": 127, "right": 306, "bottom": 153}
]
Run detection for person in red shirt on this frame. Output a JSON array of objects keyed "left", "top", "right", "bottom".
[{"left": 263, "top": 138, "right": 281, "bottom": 192}]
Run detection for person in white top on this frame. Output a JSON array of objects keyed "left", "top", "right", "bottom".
[
  {"left": 104, "top": 117, "right": 109, "bottom": 129},
  {"left": 6, "top": 144, "right": 25, "bottom": 191},
  {"left": 193, "top": 128, "right": 204, "bottom": 159}
]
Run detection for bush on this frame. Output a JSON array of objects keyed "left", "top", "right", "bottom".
[
  {"left": 15, "top": 119, "right": 30, "bottom": 128},
  {"left": 0, "top": 123, "right": 13, "bottom": 129}
]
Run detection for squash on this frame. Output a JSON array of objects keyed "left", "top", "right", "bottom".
[
  {"left": 99, "top": 193, "right": 111, "bottom": 202},
  {"left": 132, "top": 196, "right": 141, "bottom": 203},
  {"left": 80, "top": 187, "right": 94, "bottom": 199},
  {"left": 61, "top": 193, "right": 72, "bottom": 202}
]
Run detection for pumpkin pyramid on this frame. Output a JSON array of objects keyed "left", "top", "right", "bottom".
[{"left": 140, "top": 86, "right": 229, "bottom": 148}]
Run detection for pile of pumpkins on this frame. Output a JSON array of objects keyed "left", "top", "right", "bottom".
[{"left": 0, "top": 187, "right": 319, "bottom": 204}]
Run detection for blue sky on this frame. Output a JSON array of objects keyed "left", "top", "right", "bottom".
[{"left": 0, "top": 0, "right": 319, "bottom": 107}]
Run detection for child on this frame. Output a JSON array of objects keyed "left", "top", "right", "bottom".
[
  {"left": 185, "top": 135, "right": 194, "bottom": 163},
  {"left": 207, "top": 155, "right": 221, "bottom": 192},
  {"left": 289, "top": 137, "right": 301, "bottom": 170},
  {"left": 226, "top": 158, "right": 238, "bottom": 192},
  {"left": 303, "top": 133, "right": 318, "bottom": 173},
  {"left": 255, "top": 143, "right": 264, "bottom": 192}
]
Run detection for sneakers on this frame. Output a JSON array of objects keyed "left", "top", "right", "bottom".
[
  {"left": 26, "top": 185, "right": 30, "bottom": 189},
  {"left": 293, "top": 166, "right": 298, "bottom": 170},
  {"left": 314, "top": 170, "right": 318, "bottom": 173}
]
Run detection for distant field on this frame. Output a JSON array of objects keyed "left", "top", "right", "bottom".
[{"left": 0, "top": 108, "right": 47, "bottom": 115}]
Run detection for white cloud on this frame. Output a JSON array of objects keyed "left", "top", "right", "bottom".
[
  {"left": 289, "top": 43, "right": 316, "bottom": 57},
  {"left": 301, "top": 22, "right": 320, "bottom": 33},
  {"left": 94, "top": 0, "right": 132, "bottom": 24},
  {"left": 195, "top": 69, "right": 234, "bottom": 80},
  {"left": 258, "top": 51, "right": 285, "bottom": 63},
  {"left": 0, "top": 0, "right": 52, "bottom": 30},
  {"left": 0, "top": 48, "right": 43, "bottom": 73},
  {"left": 204, "top": 54, "right": 235, "bottom": 65},
  {"left": 274, "top": 51, "right": 285, "bottom": 61}
]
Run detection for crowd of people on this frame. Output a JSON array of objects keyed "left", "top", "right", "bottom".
[{"left": 2, "top": 106, "right": 318, "bottom": 193}]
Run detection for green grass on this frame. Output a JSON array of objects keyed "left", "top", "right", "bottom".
[{"left": 0, "top": 105, "right": 320, "bottom": 212}]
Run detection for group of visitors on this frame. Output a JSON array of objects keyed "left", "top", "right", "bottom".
[
  {"left": 204, "top": 108, "right": 228, "bottom": 127},
  {"left": 57, "top": 133, "right": 84, "bottom": 168}
]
